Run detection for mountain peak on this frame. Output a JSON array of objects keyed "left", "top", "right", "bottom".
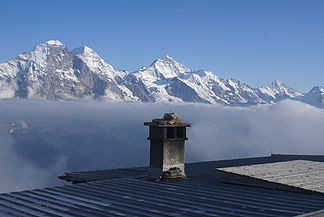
[
  {"left": 149, "top": 55, "right": 191, "bottom": 76},
  {"left": 32, "top": 40, "right": 66, "bottom": 55},
  {"left": 72, "top": 46, "right": 94, "bottom": 55},
  {"left": 162, "top": 55, "right": 173, "bottom": 60},
  {"left": 309, "top": 86, "right": 324, "bottom": 93},
  {"left": 45, "top": 40, "right": 64, "bottom": 46},
  {"left": 302, "top": 86, "right": 324, "bottom": 107},
  {"left": 272, "top": 80, "right": 285, "bottom": 87},
  {"left": 270, "top": 80, "right": 293, "bottom": 91},
  {"left": 14, "top": 40, "right": 68, "bottom": 67},
  {"left": 71, "top": 45, "right": 117, "bottom": 76},
  {"left": 152, "top": 55, "right": 177, "bottom": 64},
  {"left": 33, "top": 40, "right": 65, "bottom": 49}
]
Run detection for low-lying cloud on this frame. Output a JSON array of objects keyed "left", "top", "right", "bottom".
[{"left": 0, "top": 99, "right": 323, "bottom": 193}]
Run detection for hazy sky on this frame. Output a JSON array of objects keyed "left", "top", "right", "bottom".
[{"left": 0, "top": 0, "right": 323, "bottom": 92}]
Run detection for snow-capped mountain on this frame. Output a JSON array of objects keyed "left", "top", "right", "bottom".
[
  {"left": 0, "top": 40, "right": 321, "bottom": 107},
  {"left": 0, "top": 40, "right": 137, "bottom": 101},
  {"left": 301, "top": 86, "right": 324, "bottom": 108},
  {"left": 123, "top": 55, "right": 303, "bottom": 105}
]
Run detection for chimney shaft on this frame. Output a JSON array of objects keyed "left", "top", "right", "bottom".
[{"left": 144, "top": 113, "right": 191, "bottom": 180}]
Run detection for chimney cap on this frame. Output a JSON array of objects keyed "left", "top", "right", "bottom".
[{"left": 144, "top": 112, "right": 192, "bottom": 127}]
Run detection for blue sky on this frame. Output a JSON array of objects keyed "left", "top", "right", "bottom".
[{"left": 0, "top": 0, "right": 323, "bottom": 92}]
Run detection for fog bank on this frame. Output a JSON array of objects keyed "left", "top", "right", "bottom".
[{"left": 0, "top": 99, "right": 323, "bottom": 193}]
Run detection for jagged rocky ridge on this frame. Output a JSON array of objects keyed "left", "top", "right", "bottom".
[{"left": 0, "top": 40, "right": 322, "bottom": 107}]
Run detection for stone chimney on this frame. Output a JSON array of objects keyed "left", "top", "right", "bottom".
[{"left": 144, "top": 113, "right": 192, "bottom": 180}]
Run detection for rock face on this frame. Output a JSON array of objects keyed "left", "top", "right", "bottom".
[
  {"left": 0, "top": 40, "right": 321, "bottom": 108},
  {"left": 0, "top": 40, "right": 137, "bottom": 101}
]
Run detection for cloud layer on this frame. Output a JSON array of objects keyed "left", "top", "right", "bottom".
[{"left": 0, "top": 99, "right": 323, "bottom": 193}]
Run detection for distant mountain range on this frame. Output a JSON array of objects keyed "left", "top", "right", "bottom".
[{"left": 0, "top": 40, "right": 323, "bottom": 108}]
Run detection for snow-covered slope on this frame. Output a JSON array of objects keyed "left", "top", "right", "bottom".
[
  {"left": 258, "top": 80, "right": 303, "bottom": 102},
  {"left": 124, "top": 56, "right": 303, "bottom": 105},
  {"left": 0, "top": 40, "right": 137, "bottom": 100},
  {"left": 123, "top": 56, "right": 190, "bottom": 102},
  {"left": 301, "top": 86, "right": 324, "bottom": 108},
  {"left": 0, "top": 40, "right": 321, "bottom": 108}
]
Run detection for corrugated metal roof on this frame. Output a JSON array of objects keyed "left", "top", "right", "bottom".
[
  {"left": 58, "top": 168, "right": 147, "bottom": 184},
  {"left": 1, "top": 154, "right": 324, "bottom": 216},
  {"left": 1, "top": 175, "right": 324, "bottom": 217},
  {"left": 59, "top": 154, "right": 324, "bottom": 184},
  {"left": 217, "top": 160, "right": 324, "bottom": 194}
]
